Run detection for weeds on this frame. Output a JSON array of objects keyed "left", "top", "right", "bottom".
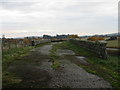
[
  {"left": 55, "top": 41, "right": 120, "bottom": 89},
  {"left": 49, "top": 44, "right": 61, "bottom": 70},
  {"left": 51, "top": 60, "right": 61, "bottom": 70},
  {"left": 2, "top": 42, "right": 50, "bottom": 88}
]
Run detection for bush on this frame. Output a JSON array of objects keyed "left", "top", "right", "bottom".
[{"left": 87, "top": 36, "right": 104, "bottom": 41}]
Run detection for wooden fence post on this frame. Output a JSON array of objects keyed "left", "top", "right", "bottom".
[
  {"left": 15, "top": 41, "right": 17, "bottom": 48},
  {"left": 2, "top": 40, "right": 5, "bottom": 50},
  {"left": 8, "top": 41, "right": 10, "bottom": 49}
]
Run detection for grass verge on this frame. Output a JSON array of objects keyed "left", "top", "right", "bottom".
[
  {"left": 2, "top": 46, "right": 34, "bottom": 87},
  {"left": 2, "top": 42, "right": 50, "bottom": 88},
  {"left": 55, "top": 41, "right": 120, "bottom": 89},
  {"left": 49, "top": 44, "right": 61, "bottom": 70}
]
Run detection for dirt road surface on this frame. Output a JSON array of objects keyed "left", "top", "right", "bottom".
[
  {"left": 8, "top": 43, "right": 112, "bottom": 88},
  {"left": 39, "top": 44, "right": 112, "bottom": 88}
]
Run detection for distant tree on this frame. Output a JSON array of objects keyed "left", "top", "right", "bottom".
[
  {"left": 43, "top": 35, "right": 52, "bottom": 39},
  {"left": 68, "top": 34, "right": 80, "bottom": 39},
  {"left": 106, "top": 36, "right": 117, "bottom": 41},
  {"left": 110, "top": 37, "right": 117, "bottom": 40}
]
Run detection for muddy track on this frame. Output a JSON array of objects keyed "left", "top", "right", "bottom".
[
  {"left": 7, "top": 45, "right": 53, "bottom": 88},
  {"left": 39, "top": 44, "right": 112, "bottom": 88},
  {"left": 7, "top": 43, "right": 112, "bottom": 88}
]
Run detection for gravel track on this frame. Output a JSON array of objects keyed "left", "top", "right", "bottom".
[{"left": 39, "top": 44, "right": 112, "bottom": 88}]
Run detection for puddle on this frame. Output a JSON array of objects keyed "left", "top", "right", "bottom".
[
  {"left": 75, "top": 56, "right": 89, "bottom": 65},
  {"left": 56, "top": 49, "right": 75, "bottom": 56},
  {"left": 106, "top": 48, "right": 120, "bottom": 51}
]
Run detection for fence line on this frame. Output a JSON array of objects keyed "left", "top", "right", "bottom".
[{"left": 2, "top": 39, "right": 50, "bottom": 50}]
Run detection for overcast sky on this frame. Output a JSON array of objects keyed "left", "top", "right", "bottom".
[{"left": 0, "top": 0, "right": 118, "bottom": 38}]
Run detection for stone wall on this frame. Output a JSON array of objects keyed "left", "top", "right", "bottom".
[
  {"left": 69, "top": 39, "right": 108, "bottom": 59},
  {"left": 31, "top": 39, "right": 51, "bottom": 46}
]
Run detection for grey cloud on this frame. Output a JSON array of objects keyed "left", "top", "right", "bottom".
[{"left": 0, "top": 0, "right": 118, "bottom": 38}]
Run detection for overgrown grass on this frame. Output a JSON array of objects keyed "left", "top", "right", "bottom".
[
  {"left": 2, "top": 42, "right": 50, "bottom": 87},
  {"left": 56, "top": 41, "right": 120, "bottom": 89},
  {"left": 2, "top": 46, "right": 34, "bottom": 87},
  {"left": 51, "top": 60, "right": 61, "bottom": 69},
  {"left": 2, "top": 46, "right": 33, "bottom": 70},
  {"left": 49, "top": 44, "right": 61, "bottom": 70},
  {"left": 3, "top": 42, "right": 51, "bottom": 69}
]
